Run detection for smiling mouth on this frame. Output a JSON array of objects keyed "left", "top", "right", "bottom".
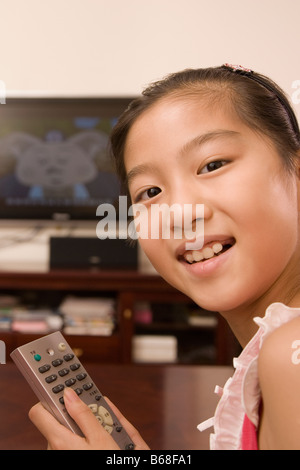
[{"left": 180, "top": 238, "right": 236, "bottom": 264}]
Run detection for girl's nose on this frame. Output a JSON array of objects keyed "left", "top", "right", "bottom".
[{"left": 166, "top": 186, "right": 213, "bottom": 245}]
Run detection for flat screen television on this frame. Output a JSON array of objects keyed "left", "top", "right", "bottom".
[{"left": 0, "top": 97, "right": 134, "bottom": 220}]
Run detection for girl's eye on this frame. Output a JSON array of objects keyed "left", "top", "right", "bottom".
[
  {"left": 199, "top": 160, "right": 227, "bottom": 174},
  {"left": 137, "top": 186, "right": 161, "bottom": 201}
]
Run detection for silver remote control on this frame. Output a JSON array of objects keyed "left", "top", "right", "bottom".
[{"left": 10, "top": 331, "right": 135, "bottom": 450}]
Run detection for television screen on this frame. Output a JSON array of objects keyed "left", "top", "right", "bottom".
[{"left": 0, "top": 97, "right": 133, "bottom": 220}]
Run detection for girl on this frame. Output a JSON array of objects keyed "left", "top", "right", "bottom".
[{"left": 29, "top": 64, "right": 300, "bottom": 449}]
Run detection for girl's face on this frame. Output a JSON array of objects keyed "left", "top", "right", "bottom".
[{"left": 124, "top": 96, "right": 300, "bottom": 314}]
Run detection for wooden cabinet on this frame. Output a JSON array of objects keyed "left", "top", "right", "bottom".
[{"left": 0, "top": 270, "right": 239, "bottom": 365}]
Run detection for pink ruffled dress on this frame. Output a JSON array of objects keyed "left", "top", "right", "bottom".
[{"left": 197, "top": 303, "right": 300, "bottom": 450}]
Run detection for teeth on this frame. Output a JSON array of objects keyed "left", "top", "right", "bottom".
[
  {"left": 185, "top": 253, "right": 194, "bottom": 263},
  {"left": 184, "top": 241, "right": 225, "bottom": 264},
  {"left": 202, "top": 247, "right": 214, "bottom": 259},
  {"left": 212, "top": 242, "right": 223, "bottom": 254},
  {"left": 193, "top": 251, "right": 204, "bottom": 262}
]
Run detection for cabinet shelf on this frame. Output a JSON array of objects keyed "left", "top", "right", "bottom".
[
  {"left": 0, "top": 270, "right": 172, "bottom": 291},
  {"left": 136, "top": 321, "right": 217, "bottom": 332},
  {"left": 0, "top": 269, "right": 239, "bottom": 365}
]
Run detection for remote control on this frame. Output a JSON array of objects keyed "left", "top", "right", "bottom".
[{"left": 10, "top": 331, "right": 135, "bottom": 450}]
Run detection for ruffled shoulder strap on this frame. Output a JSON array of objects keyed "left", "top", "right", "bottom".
[
  {"left": 243, "top": 302, "right": 300, "bottom": 426},
  {"left": 198, "top": 303, "right": 300, "bottom": 450}
]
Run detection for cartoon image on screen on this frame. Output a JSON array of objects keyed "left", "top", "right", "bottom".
[
  {"left": 0, "top": 129, "right": 109, "bottom": 200},
  {"left": 0, "top": 100, "right": 128, "bottom": 220}
]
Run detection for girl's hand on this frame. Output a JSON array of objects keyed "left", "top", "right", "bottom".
[{"left": 29, "top": 387, "right": 150, "bottom": 450}]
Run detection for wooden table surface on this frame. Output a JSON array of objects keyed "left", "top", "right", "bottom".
[{"left": 0, "top": 362, "right": 233, "bottom": 450}]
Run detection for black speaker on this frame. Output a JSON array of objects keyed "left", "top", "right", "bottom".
[{"left": 49, "top": 237, "right": 138, "bottom": 270}]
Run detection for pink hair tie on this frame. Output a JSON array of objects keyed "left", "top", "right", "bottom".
[{"left": 222, "top": 63, "right": 253, "bottom": 74}]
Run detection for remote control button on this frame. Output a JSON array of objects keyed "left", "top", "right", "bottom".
[
  {"left": 83, "top": 382, "right": 93, "bottom": 391},
  {"left": 75, "top": 388, "right": 83, "bottom": 395},
  {"left": 59, "top": 397, "right": 65, "bottom": 405},
  {"left": 34, "top": 354, "right": 41, "bottom": 361},
  {"left": 52, "top": 359, "right": 63, "bottom": 367},
  {"left": 116, "top": 426, "right": 123, "bottom": 432},
  {"left": 96, "top": 415, "right": 104, "bottom": 424},
  {"left": 76, "top": 373, "right": 87, "bottom": 381},
  {"left": 95, "top": 395, "right": 102, "bottom": 401},
  {"left": 45, "top": 374, "right": 57, "bottom": 383},
  {"left": 58, "top": 343, "right": 66, "bottom": 352},
  {"left": 58, "top": 368, "right": 69, "bottom": 377},
  {"left": 63, "top": 353, "right": 74, "bottom": 362},
  {"left": 88, "top": 404, "right": 98, "bottom": 413},
  {"left": 52, "top": 384, "right": 64, "bottom": 394},
  {"left": 70, "top": 363, "right": 80, "bottom": 371},
  {"left": 98, "top": 406, "right": 113, "bottom": 426},
  {"left": 65, "top": 378, "right": 76, "bottom": 387},
  {"left": 104, "top": 424, "right": 113, "bottom": 434},
  {"left": 38, "top": 364, "right": 51, "bottom": 373},
  {"left": 125, "top": 443, "right": 135, "bottom": 450}
]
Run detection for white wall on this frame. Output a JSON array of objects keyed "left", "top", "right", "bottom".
[
  {"left": 0, "top": 0, "right": 299, "bottom": 271},
  {"left": 1, "top": 0, "right": 299, "bottom": 111}
]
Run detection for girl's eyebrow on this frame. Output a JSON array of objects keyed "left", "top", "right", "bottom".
[
  {"left": 126, "top": 163, "right": 158, "bottom": 186},
  {"left": 126, "top": 129, "right": 240, "bottom": 185},
  {"left": 179, "top": 129, "right": 241, "bottom": 157}
]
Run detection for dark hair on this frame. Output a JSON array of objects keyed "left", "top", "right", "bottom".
[{"left": 110, "top": 65, "right": 300, "bottom": 194}]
